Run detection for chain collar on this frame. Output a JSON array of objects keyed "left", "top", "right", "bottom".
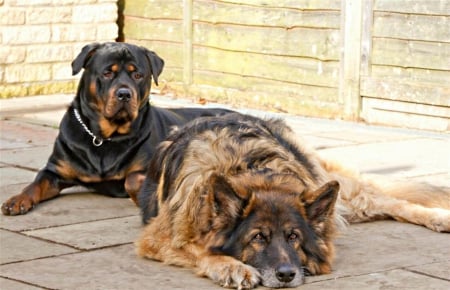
[{"left": 73, "top": 108, "right": 111, "bottom": 147}]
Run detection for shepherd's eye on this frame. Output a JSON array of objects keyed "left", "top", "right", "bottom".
[
  {"left": 132, "top": 72, "right": 143, "bottom": 80},
  {"left": 103, "top": 71, "right": 113, "bottom": 79},
  {"left": 252, "top": 233, "right": 265, "bottom": 242},
  {"left": 287, "top": 233, "right": 299, "bottom": 242}
]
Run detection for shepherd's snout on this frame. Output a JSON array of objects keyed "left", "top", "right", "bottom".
[{"left": 275, "top": 263, "right": 296, "bottom": 283}]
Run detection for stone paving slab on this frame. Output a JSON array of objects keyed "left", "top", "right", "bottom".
[
  {"left": 0, "top": 229, "right": 77, "bottom": 264},
  {"left": 1, "top": 95, "right": 450, "bottom": 290},
  {"left": 312, "top": 222, "right": 450, "bottom": 281},
  {"left": 0, "top": 193, "right": 137, "bottom": 232},
  {"left": 1, "top": 222, "right": 448, "bottom": 290},
  {"left": 301, "top": 269, "right": 450, "bottom": 289},
  {"left": 24, "top": 215, "right": 141, "bottom": 250},
  {"left": 1, "top": 147, "right": 51, "bottom": 171},
  {"left": 0, "top": 244, "right": 222, "bottom": 290},
  {"left": 407, "top": 261, "right": 450, "bottom": 280},
  {"left": 318, "top": 138, "right": 450, "bottom": 182},
  {"left": 0, "top": 278, "right": 43, "bottom": 290},
  {"left": 0, "top": 167, "right": 37, "bottom": 186},
  {"left": 0, "top": 120, "right": 58, "bottom": 148}
]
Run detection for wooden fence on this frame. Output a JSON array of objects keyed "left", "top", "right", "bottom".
[{"left": 123, "top": 0, "right": 449, "bottom": 131}]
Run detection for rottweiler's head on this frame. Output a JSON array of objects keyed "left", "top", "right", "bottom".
[{"left": 72, "top": 42, "right": 164, "bottom": 137}]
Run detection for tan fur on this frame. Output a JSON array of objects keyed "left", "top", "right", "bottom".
[
  {"left": 321, "top": 158, "right": 450, "bottom": 232},
  {"left": 137, "top": 115, "right": 449, "bottom": 289}
]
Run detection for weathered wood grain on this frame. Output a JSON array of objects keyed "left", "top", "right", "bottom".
[
  {"left": 194, "top": 1, "right": 340, "bottom": 28},
  {"left": 371, "top": 66, "right": 450, "bottom": 84},
  {"left": 216, "top": 0, "right": 341, "bottom": 10},
  {"left": 372, "top": 38, "right": 450, "bottom": 71},
  {"left": 166, "top": 71, "right": 341, "bottom": 117},
  {"left": 361, "top": 97, "right": 450, "bottom": 131},
  {"left": 193, "top": 46, "right": 339, "bottom": 87},
  {"left": 124, "top": 17, "right": 183, "bottom": 43},
  {"left": 193, "top": 22, "right": 340, "bottom": 60},
  {"left": 339, "top": 0, "right": 363, "bottom": 118},
  {"left": 360, "top": 76, "right": 450, "bottom": 106},
  {"left": 374, "top": 0, "right": 450, "bottom": 15},
  {"left": 124, "top": 0, "right": 183, "bottom": 19},
  {"left": 123, "top": 0, "right": 450, "bottom": 129},
  {"left": 373, "top": 12, "right": 450, "bottom": 42}
]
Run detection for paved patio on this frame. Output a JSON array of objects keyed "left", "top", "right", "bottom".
[{"left": 0, "top": 94, "right": 449, "bottom": 289}]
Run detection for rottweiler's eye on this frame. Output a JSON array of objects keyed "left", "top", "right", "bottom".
[
  {"left": 103, "top": 71, "right": 113, "bottom": 79},
  {"left": 132, "top": 72, "right": 143, "bottom": 80}
]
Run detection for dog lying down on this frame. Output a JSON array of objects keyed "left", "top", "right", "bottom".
[{"left": 136, "top": 113, "right": 450, "bottom": 289}]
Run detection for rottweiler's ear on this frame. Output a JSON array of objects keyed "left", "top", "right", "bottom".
[
  {"left": 72, "top": 43, "right": 101, "bottom": 75},
  {"left": 145, "top": 50, "right": 164, "bottom": 86},
  {"left": 306, "top": 181, "right": 339, "bottom": 224}
]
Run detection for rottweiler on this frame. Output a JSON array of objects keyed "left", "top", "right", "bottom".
[{"left": 1, "top": 42, "right": 232, "bottom": 215}]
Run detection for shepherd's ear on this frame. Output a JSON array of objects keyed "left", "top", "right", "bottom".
[
  {"left": 306, "top": 181, "right": 339, "bottom": 224},
  {"left": 71, "top": 43, "right": 101, "bottom": 75},
  {"left": 210, "top": 175, "right": 250, "bottom": 218},
  {"left": 144, "top": 49, "right": 164, "bottom": 86}
]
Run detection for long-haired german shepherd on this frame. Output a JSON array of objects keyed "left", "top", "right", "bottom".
[{"left": 136, "top": 113, "right": 450, "bottom": 289}]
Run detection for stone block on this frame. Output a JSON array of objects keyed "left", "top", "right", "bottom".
[
  {"left": 0, "top": 46, "right": 26, "bottom": 64},
  {"left": 72, "top": 3, "right": 117, "bottom": 23},
  {"left": 2, "top": 25, "right": 51, "bottom": 44},
  {"left": 0, "top": 229, "right": 77, "bottom": 264},
  {"left": 0, "top": 8, "right": 25, "bottom": 25},
  {"left": 24, "top": 216, "right": 142, "bottom": 250},
  {"left": 26, "top": 44, "right": 74, "bottom": 63},
  {"left": 52, "top": 61, "right": 78, "bottom": 80},
  {"left": 26, "top": 6, "right": 72, "bottom": 24},
  {"left": 8, "top": 0, "right": 52, "bottom": 6},
  {"left": 0, "top": 193, "right": 138, "bottom": 231},
  {"left": 4, "top": 63, "right": 52, "bottom": 83},
  {"left": 96, "top": 22, "right": 118, "bottom": 40},
  {"left": 51, "top": 24, "right": 96, "bottom": 42}
]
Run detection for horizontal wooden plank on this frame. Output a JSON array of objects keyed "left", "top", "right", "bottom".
[
  {"left": 373, "top": 12, "right": 450, "bottom": 42},
  {"left": 165, "top": 71, "right": 341, "bottom": 117},
  {"left": 193, "top": 70, "right": 338, "bottom": 101},
  {"left": 124, "top": 0, "right": 183, "bottom": 19},
  {"left": 124, "top": 17, "right": 183, "bottom": 43},
  {"left": 127, "top": 39, "right": 184, "bottom": 68},
  {"left": 193, "top": 22, "right": 339, "bottom": 60},
  {"left": 216, "top": 0, "right": 341, "bottom": 10},
  {"left": 193, "top": 46, "right": 340, "bottom": 87},
  {"left": 374, "top": 0, "right": 450, "bottom": 15},
  {"left": 360, "top": 76, "right": 450, "bottom": 106},
  {"left": 194, "top": 1, "right": 340, "bottom": 28},
  {"left": 361, "top": 97, "right": 450, "bottom": 132},
  {"left": 371, "top": 65, "right": 450, "bottom": 84},
  {"left": 372, "top": 38, "right": 450, "bottom": 70}
]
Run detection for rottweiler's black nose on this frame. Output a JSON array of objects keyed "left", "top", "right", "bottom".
[
  {"left": 275, "top": 264, "right": 296, "bottom": 283},
  {"left": 116, "top": 87, "right": 131, "bottom": 102}
]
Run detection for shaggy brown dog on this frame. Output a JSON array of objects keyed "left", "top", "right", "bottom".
[{"left": 137, "top": 113, "right": 449, "bottom": 289}]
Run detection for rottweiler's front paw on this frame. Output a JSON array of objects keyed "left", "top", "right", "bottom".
[{"left": 1, "top": 194, "right": 35, "bottom": 215}]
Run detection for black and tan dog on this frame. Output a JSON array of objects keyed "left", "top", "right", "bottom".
[
  {"left": 1, "top": 42, "right": 231, "bottom": 216},
  {"left": 137, "top": 113, "right": 450, "bottom": 289}
]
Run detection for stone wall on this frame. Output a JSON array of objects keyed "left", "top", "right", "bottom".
[{"left": 0, "top": 0, "right": 118, "bottom": 98}]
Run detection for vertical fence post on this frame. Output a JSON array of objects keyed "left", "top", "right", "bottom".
[
  {"left": 183, "top": 0, "right": 193, "bottom": 93},
  {"left": 339, "top": 0, "right": 364, "bottom": 120}
]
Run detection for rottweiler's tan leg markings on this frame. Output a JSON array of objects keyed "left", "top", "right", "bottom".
[{"left": 1, "top": 171, "right": 67, "bottom": 215}]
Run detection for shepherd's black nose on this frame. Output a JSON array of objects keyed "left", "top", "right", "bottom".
[
  {"left": 116, "top": 88, "right": 131, "bottom": 102},
  {"left": 275, "top": 264, "right": 296, "bottom": 283}
]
